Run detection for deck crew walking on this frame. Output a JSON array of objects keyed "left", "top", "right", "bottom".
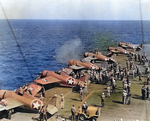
[
  {"left": 79, "top": 88, "right": 83, "bottom": 101},
  {"left": 60, "top": 94, "right": 65, "bottom": 109},
  {"left": 101, "top": 92, "right": 105, "bottom": 107}
]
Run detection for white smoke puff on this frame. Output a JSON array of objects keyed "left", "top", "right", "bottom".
[{"left": 55, "top": 38, "right": 83, "bottom": 63}]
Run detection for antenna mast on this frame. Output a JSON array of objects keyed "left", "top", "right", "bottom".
[
  {"left": 0, "top": 2, "right": 34, "bottom": 81},
  {"left": 139, "top": 0, "right": 145, "bottom": 54}
]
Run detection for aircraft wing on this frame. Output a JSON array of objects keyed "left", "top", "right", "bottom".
[
  {"left": 121, "top": 45, "right": 128, "bottom": 48},
  {"left": 110, "top": 50, "right": 119, "bottom": 53},
  {"left": 34, "top": 76, "right": 60, "bottom": 85},
  {"left": 0, "top": 98, "right": 24, "bottom": 111},
  {"left": 83, "top": 56, "right": 98, "bottom": 62},
  {"left": 62, "top": 68, "right": 73, "bottom": 75},
  {"left": 69, "top": 65, "right": 87, "bottom": 70},
  {"left": 25, "top": 84, "right": 42, "bottom": 97}
]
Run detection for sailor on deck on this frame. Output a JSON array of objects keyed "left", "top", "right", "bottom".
[
  {"left": 53, "top": 92, "right": 57, "bottom": 98},
  {"left": 141, "top": 85, "right": 146, "bottom": 100},
  {"left": 82, "top": 102, "right": 88, "bottom": 113},
  {"left": 71, "top": 105, "right": 76, "bottom": 121},
  {"left": 122, "top": 90, "right": 127, "bottom": 104},
  {"left": 101, "top": 92, "right": 105, "bottom": 107},
  {"left": 60, "top": 94, "right": 65, "bottom": 109},
  {"left": 79, "top": 88, "right": 83, "bottom": 101},
  {"left": 107, "top": 85, "right": 111, "bottom": 97},
  {"left": 39, "top": 105, "right": 48, "bottom": 121}
]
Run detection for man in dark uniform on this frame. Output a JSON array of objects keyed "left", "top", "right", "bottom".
[
  {"left": 82, "top": 102, "right": 88, "bottom": 113},
  {"left": 112, "top": 80, "right": 116, "bottom": 93},
  {"left": 141, "top": 85, "right": 146, "bottom": 100},
  {"left": 101, "top": 92, "right": 105, "bottom": 107},
  {"left": 139, "top": 71, "right": 142, "bottom": 81},
  {"left": 146, "top": 87, "right": 149, "bottom": 99},
  {"left": 39, "top": 105, "right": 48, "bottom": 121},
  {"left": 71, "top": 105, "right": 76, "bottom": 121},
  {"left": 147, "top": 74, "right": 150, "bottom": 85}
]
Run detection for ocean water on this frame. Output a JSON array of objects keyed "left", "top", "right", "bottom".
[{"left": 0, "top": 20, "right": 150, "bottom": 90}]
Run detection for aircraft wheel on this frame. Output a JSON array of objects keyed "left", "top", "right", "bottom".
[
  {"left": 79, "top": 114, "right": 85, "bottom": 121},
  {"left": 90, "top": 117, "right": 97, "bottom": 121},
  {"left": 0, "top": 111, "right": 3, "bottom": 118},
  {"left": 7, "top": 110, "right": 12, "bottom": 119},
  {"left": 91, "top": 60, "right": 95, "bottom": 63}
]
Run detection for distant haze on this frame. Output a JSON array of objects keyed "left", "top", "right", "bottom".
[{"left": 0, "top": 0, "right": 150, "bottom": 20}]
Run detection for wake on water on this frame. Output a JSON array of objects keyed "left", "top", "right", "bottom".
[{"left": 55, "top": 38, "right": 84, "bottom": 64}]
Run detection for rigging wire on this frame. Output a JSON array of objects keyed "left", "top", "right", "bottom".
[
  {"left": 0, "top": 2, "right": 34, "bottom": 81},
  {"left": 139, "top": 0, "right": 145, "bottom": 54}
]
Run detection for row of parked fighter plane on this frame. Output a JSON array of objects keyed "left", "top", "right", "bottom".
[{"left": 0, "top": 42, "right": 142, "bottom": 119}]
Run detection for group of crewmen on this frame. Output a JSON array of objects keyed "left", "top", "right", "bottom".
[
  {"left": 23, "top": 49, "right": 150, "bottom": 120},
  {"left": 38, "top": 50, "right": 150, "bottom": 120},
  {"left": 134, "top": 52, "right": 148, "bottom": 65},
  {"left": 35, "top": 48, "right": 149, "bottom": 121},
  {"left": 133, "top": 52, "right": 150, "bottom": 100},
  {"left": 91, "top": 51, "right": 149, "bottom": 106}
]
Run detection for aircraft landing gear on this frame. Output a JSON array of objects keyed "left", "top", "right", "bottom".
[
  {"left": 0, "top": 109, "right": 14, "bottom": 119},
  {"left": 7, "top": 109, "right": 13, "bottom": 119}
]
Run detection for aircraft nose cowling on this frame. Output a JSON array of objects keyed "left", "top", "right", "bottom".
[
  {"left": 68, "top": 59, "right": 74, "bottom": 66},
  {"left": 84, "top": 52, "right": 89, "bottom": 57}
]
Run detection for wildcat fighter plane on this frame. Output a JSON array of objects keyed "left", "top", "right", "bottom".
[
  {"left": 107, "top": 46, "right": 130, "bottom": 55},
  {"left": 34, "top": 70, "right": 86, "bottom": 88},
  {"left": 118, "top": 42, "right": 142, "bottom": 51},
  {"left": 0, "top": 83, "right": 58, "bottom": 119},
  {"left": 68, "top": 59, "right": 100, "bottom": 70},
  {"left": 83, "top": 51, "right": 116, "bottom": 64}
]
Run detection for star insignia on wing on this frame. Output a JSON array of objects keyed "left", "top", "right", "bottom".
[
  {"left": 91, "top": 65, "right": 96, "bottom": 70},
  {"left": 67, "top": 78, "right": 74, "bottom": 85},
  {"left": 28, "top": 87, "right": 33, "bottom": 91},
  {"left": 32, "top": 100, "right": 41, "bottom": 110},
  {"left": 42, "top": 79, "right": 48, "bottom": 82}
]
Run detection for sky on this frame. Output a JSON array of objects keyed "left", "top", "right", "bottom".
[{"left": 0, "top": 0, "right": 150, "bottom": 20}]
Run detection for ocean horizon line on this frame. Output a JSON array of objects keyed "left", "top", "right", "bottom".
[{"left": 0, "top": 19, "right": 150, "bottom": 21}]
